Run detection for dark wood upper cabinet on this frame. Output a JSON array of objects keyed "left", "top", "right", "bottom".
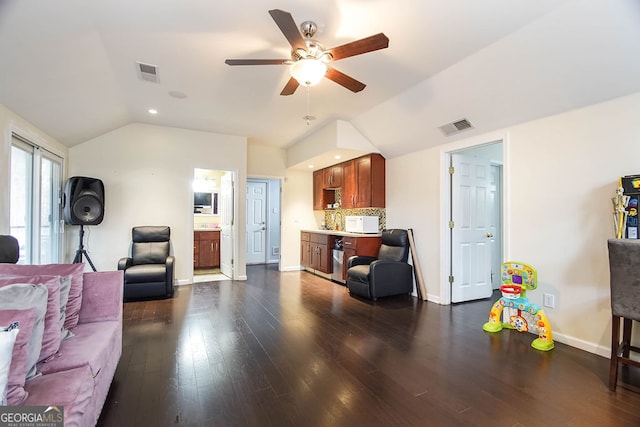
[
  {"left": 341, "top": 153, "right": 385, "bottom": 208},
  {"left": 323, "top": 164, "right": 343, "bottom": 188},
  {"left": 313, "top": 153, "right": 385, "bottom": 210}
]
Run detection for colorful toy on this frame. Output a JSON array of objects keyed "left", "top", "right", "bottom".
[{"left": 482, "top": 262, "right": 554, "bottom": 351}]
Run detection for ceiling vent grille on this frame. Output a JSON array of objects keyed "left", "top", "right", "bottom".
[
  {"left": 136, "top": 61, "right": 159, "bottom": 83},
  {"left": 438, "top": 118, "right": 474, "bottom": 136}
]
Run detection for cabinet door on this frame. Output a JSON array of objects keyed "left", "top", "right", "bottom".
[
  {"left": 368, "top": 153, "right": 386, "bottom": 208},
  {"left": 312, "top": 243, "right": 331, "bottom": 273},
  {"left": 342, "top": 160, "right": 357, "bottom": 209},
  {"left": 355, "top": 155, "right": 372, "bottom": 207},
  {"left": 324, "top": 165, "right": 343, "bottom": 188},
  {"left": 313, "top": 170, "right": 325, "bottom": 210},
  {"left": 301, "top": 241, "right": 312, "bottom": 268},
  {"left": 198, "top": 233, "right": 217, "bottom": 268},
  {"left": 212, "top": 234, "right": 220, "bottom": 267}
]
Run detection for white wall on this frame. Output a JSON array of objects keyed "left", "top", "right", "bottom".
[
  {"left": 0, "top": 105, "right": 68, "bottom": 234},
  {"left": 68, "top": 123, "right": 247, "bottom": 282},
  {"left": 387, "top": 91, "right": 640, "bottom": 356}
]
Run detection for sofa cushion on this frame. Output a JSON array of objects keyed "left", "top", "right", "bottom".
[
  {"left": 23, "top": 364, "right": 94, "bottom": 427},
  {"left": 0, "top": 275, "right": 63, "bottom": 363},
  {"left": 0, "top": 322, "right": 19, "bottom": 405},
  {"left": 0, "top": 284, "right": 48, "bottom": 383},
  {"left": 37, "top": 320, "right": 120, "bottom": 379},
  {"left": 0, "top": 308, "right": 37, "bottom": 405},
  {"left": 0, "top": 263, "right": 85, "bottom": 330}
]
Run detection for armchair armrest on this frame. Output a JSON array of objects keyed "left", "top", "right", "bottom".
[
  {"left": 165, "top": 256, "right": 175, "bottom": 295},
  {"left": 78, "top": 271, "right": 124, "bottom": 324},
  {"left": 347, "top": 255, "right": 377, "bottom": 269},
  {"left": 118, "top": 257, "right": 132, "bottom": 271}
]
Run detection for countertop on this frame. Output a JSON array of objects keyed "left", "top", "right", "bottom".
[
  {"left": 194, "top": 228, "right": 220, "bottom": 232},
  {"left": 301, "top": 229, "right": 381, "bottom": 237}
]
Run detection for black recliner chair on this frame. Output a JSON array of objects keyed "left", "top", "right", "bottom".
[
  {"left": 346, "top": 229, "right": 414, "bottom": 300},
  {"left": 0, "top": 235, "right": 19, "bottom": 263},
  {"left": 118, "top": 226, "right": 175, "bottom": 300}
]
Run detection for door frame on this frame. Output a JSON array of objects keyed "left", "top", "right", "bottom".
[
  {"left": 439, "top": 131, "right": 511, "bottom": 305},
  {"left": 247, "top": 175, "right": 283, "bottom": 270}
]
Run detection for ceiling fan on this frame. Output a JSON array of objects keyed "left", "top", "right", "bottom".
[{"left": 225, "top": 9, "right": 389, "bottom": 96}]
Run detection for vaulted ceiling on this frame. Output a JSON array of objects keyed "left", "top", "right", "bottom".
[{"left": 1, "top": 0, "right": 639, "bottom": 163}]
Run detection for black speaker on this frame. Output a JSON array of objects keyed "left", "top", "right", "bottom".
[{"left": 63, "top": 176, "right": 105, "bottom": 226}]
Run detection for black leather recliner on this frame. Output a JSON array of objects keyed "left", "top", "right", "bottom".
[
  {"left": 346, "top": 229, "right": 414, "bottom": 300},
  {"left": 0, "top": 235, "right": 19, "bottom": 263},
  {"left": 118, "top": 226, "right": 175, "bottom": 300}
]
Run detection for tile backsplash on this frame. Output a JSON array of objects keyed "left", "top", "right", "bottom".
[{"left": 323, "top": 207, "right": 386, "bottom": 231}]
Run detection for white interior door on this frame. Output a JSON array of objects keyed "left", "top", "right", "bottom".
[
  {"left": 451, "top": 153, "right": 493, "bottom": 302},
  {"left": 246, "top": 180, "right": 267, "bottom": 264},
  {"left": 220, "top": 172, "right": 234, "bottom": 278}
]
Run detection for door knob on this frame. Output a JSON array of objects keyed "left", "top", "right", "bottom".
[{"left": 486, "top": 233, "right": 494, "bottom": 238}]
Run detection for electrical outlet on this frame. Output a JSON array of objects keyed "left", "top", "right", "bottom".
[{"left": 543, "top": 293, "right": 555, "bottom": 309}]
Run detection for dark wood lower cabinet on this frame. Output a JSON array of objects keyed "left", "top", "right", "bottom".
[
  {"left": 194, "top": 231, "right": 220, "bottom": 269},
  {"left": 301, "top": 232, "right": 331, "bottom": 274},
  {"left": 301, "top": 232, "right": 381, "bottom": 280}
]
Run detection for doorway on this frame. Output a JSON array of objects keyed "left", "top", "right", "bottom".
[
  {"left": 193, "top": 168, "right": 233, "bottom": 282},
  {"left": 246, "top": 178, "right": 281, "bottom": 266},
  {"left": 447, "top": 141, "right": 504, "bottom": 303}
]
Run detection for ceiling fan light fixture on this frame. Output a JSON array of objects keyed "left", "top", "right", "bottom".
[{"left": 290, "top": 58, "right": 327, "bottom": 86}]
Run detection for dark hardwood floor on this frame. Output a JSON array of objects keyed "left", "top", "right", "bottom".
[{"left": 97, "top": 265, "right": 640, "bottom": 426}]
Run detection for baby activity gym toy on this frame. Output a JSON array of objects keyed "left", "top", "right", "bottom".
[{"left": 482, "top": 261, "right": 554, "bottom": 351}]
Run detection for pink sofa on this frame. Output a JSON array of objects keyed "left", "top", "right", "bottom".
[{"left": 0, "top": 266, "right": 123, "bottom": 427}]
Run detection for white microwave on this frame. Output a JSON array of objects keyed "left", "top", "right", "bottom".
[{"left": 345, "top": 216, "right": 379, "bottom": 234}]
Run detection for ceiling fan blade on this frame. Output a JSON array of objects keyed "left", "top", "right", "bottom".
[
  {"left": 329, "top": 33, "right": 389, "bottom": 61},
  {"left": 280, "top": 77, "right": 300, "bottom": 96},
  {"left": 325, "top": 67, "right": 366, "bottom": 93},
  {"left": 225, "top": 59, "right": 289, "bottom": 66},
  {"left": 268, "top": 9, "right": 306, "bottom": 51}
]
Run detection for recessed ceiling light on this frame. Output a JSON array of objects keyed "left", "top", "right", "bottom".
[
  {"left": 334, "top": 155, "right": 341, "bottom": 159},
  {"left": 148, "top": 109, "right": 158, "bottom": 115},
  {"left": 308, "top": 164, "right": 314, "bottom": 169}
]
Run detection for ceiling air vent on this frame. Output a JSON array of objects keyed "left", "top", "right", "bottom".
[
  {"left": 136, "top": 61, "right": 159, "bottom": 83},
  {"left": 438, "top": 118, "right": 474, "bottom": 136}
]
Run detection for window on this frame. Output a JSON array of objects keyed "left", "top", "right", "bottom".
[{"left": 10, "top": 135, "right": 64, "bottom": 264}]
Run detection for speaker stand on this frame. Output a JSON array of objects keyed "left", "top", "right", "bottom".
[{"left": 73, "top": 225, "right": 97, "bottom": 272}]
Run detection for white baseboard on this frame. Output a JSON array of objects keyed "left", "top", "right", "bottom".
[{"left": 551, "top": 331, "right": 610, "bottom": 358}]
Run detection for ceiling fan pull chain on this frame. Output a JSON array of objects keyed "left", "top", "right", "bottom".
[{"left": 306, "top": 86, "right": 311, "bottom": 126}]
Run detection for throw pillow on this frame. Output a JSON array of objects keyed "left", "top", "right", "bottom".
[
  {"left": 0, "top": 308, "right": 37, "bottom": 405},
  {"left": 0, "top": 263, "right": 85, "bottom": 329},
  {"left": 58, "top": 275, "right": 73, "bottom": 339},
  {"left": 0, "top": 284, "right": 48, "bottom": 382},
  {"left": 0, "top": 276, "right": 62, "bottom": 362},
  {"left": 0, "top": 321, "right": 19, "bottom": 406}
]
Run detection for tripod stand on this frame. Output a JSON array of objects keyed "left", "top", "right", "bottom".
[{"left": 73, "top": 225, "right": 97, "bottom": 272}]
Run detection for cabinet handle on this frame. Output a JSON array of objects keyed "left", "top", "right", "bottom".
[{"left": 211, "top": 243, "right": 214, "bottom": 251}]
